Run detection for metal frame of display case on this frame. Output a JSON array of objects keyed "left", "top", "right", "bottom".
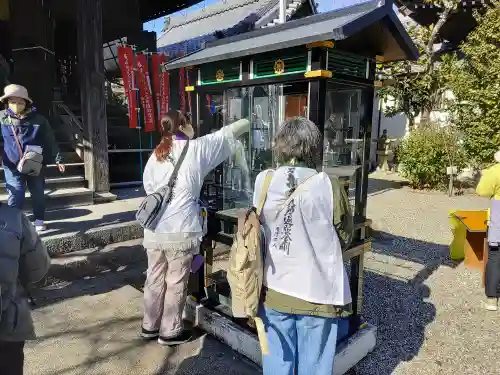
[{"left": 167, "top": 0, "right": 417, "bottom": 338}]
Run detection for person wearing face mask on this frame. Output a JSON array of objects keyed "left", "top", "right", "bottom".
[
  {"left": 141, "top": 110, "right": 250, "bottom": 346},
  {"left": 0, "top": 84, "right": 65, "bottom": 232}
]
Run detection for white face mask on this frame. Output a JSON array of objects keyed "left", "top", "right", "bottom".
[{"left": 8, "top": 102, "right": 26, "bottom": 115}]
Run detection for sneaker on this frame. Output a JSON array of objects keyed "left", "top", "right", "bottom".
[
  {"left": 34, "top": 220, "right": 47, "bottom": 233},
  {"left": 484, "top": 297, "right": 498, "bottom": 311},
  {"left": 157, "top": 330, "right": 192, "bottom": 346},
  {"left": 140, "top": 327, "right": 160, "bottom": 340}
]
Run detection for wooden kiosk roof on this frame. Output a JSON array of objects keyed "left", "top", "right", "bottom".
[{"left": 166, "top": 0, "right": 418, "bottom": 70}]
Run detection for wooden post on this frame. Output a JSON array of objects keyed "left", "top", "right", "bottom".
[{"left": 76, "top": 0, "right": 110, "bottom": 193}]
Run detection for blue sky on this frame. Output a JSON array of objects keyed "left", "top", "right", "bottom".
[{"left": 143, "top": 0, "right": 357, "bottom": 36}]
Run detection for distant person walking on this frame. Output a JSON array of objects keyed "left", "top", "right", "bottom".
[
  {"left": 141, "top": 110, "right": 249, "bottom": 345},
  {"left": 0, "top": 84, "right": 65, "bottom": 232},
  {"left": 476, "top": 150, "right": 500, "bottom": 311},
  {"left": 0, "top": 203, "right": 51, "bottom": 375}
]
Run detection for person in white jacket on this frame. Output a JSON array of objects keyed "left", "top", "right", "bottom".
[
  {"left": 141, "top": 110, "right": 249, "bottom": 346},
  {"left": 254, "top": 117, "right": 351, "bottom": 375}
]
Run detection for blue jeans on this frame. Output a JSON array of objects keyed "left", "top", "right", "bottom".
[
  {"left": 3, "top": 166, "right": 45, "bottom": 220},
  {"left": 259, "top": 306, "right": 339, "bottom": 375}
]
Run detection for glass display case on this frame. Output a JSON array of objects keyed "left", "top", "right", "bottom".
[
  {"left": 199, "top": 82, "right": 310, "bottom": 212},
  {"left": 196, "top": 79, "right": 374, "bottom": 319},
  {"left": 166, "top": 1, "right": 418, "bottom": 355}
]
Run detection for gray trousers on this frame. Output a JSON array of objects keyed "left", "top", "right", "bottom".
[{"left": 142, "top": 249, "right": 192, "bottom": 338}]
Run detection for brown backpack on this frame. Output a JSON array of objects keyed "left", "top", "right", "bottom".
[{"left": 227, "top": 170, "right": 274, "bottom": 319}]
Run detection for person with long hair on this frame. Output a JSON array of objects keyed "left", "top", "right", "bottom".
[{"left": 141, "top": 109, "right": 249, "bottom": 346}]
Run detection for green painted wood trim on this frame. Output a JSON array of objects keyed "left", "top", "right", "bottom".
[
  {"left": 253, "top": 54, "right": 308, "bottom": 79},
  {"left": 200, "top": 62, "right": 241, "bottom": 85}
]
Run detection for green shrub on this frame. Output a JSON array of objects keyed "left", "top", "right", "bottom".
[{"left": 398, "top": 124, "right": 467, "bottom": 189}]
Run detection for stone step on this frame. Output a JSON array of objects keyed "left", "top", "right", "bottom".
[
  {"left": 42, "top": 219, "right": 142, "bottom": 256},
  {"left": 0, "top": 163, "right": 85, "bottom": 181},
  {"left": 0, "top": 186, "right": 93, "bottom": 211},
  {"left": 41, "top": 238, "right": 147, "bottom": 288},
  {"left": 0, "top": 175, "right": 85, "bottom": 189}
]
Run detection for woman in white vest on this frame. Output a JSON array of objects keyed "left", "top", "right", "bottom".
[
  {"left": 254, "top": 117, "right": 352, "bottom": 375},
  {"left": 141, "top": 110, "right": 249, "bottom": 346}
]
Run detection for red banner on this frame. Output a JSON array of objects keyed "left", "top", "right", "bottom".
[
  {"left": 117, "top": 46, "right": 138, "bottom": 129},
  {"left": 135, "top": 53, "right": 156, "bottom": 132},
  {"left": 151, "top": 53, "right": 165, "bottom": 129},
  {"left": 159, "top": 55, "right": 170, "bottom": 123}
]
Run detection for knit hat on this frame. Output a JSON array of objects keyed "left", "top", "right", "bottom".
[{"left": 0, "top": 84, "right": 32, "bottom": 103}]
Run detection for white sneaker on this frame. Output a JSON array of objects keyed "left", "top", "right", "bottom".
[
  {"left": 484, "top": 297, "right": 498, "bottom": 311},
  {"left": 34, "top": 220, "right": 47, "bottom": 233}
]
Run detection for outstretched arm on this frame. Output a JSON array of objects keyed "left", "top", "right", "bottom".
[{"left": 198, "top": 118, "right": 250, "bottom": 175}]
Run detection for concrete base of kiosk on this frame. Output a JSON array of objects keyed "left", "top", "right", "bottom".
[{"left": 184, "top": 297, "right": 377, "bottom": 375}]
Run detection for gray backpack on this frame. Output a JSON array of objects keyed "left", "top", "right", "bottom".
[{"left": 136, "top": 140, "right": 189, "bottom": 230}]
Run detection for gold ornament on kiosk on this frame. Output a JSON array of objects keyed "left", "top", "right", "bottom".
[
  {"left": 274, "top": 59, "right": 285, "bottom": 75},
  {"left": 216, "top": 69, "right": 225, "bottom": 82}
]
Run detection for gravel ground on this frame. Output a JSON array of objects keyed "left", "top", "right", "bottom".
[
  {"left": 356, "top": 177, "right": 497, "bottom": 375},
  {"left": 28, "top": 176, "right": 498, "bottom": 375}
]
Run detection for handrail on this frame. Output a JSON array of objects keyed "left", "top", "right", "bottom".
[
  {"left": 54, "top": 102, "right": 84, "bottom": 132},
  {"left": 12, "top": 46, "right": 55, "bottom": 55}
]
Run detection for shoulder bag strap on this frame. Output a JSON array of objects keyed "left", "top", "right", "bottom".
[
  {"left": 157, "top": 140, "right": 190, "bottom": 195},
  {"left": 167, "top": 139, "right": 190, "bottom": 187},
  {"left": 256, "top": 170, "right": 274, "bottom": 216},
  {"left": 274, "top": 172, "right": 318, "bottom": 219},
  {"left": 10, "top": 123, "right": 24, "bottom": 158}
]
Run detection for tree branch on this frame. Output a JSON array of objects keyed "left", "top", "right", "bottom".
[{"left": 425, "top": 2, "right": 457, "bottom": 73}]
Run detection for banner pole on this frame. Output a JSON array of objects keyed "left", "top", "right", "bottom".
[
  {"left": 133, "top": 46, "right": 143, "bottom": 177},
  {"left": 148, "top": 53, "right": 153, "bottom": 149}
]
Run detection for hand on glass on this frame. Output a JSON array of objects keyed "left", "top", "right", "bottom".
[{"left": 57, "top": 164, "right": 66, "bottom": 173}]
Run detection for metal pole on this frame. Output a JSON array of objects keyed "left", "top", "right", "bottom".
[
  {"left": 279, "top": 0, "right": 286, "bottom": 24},
  {"left": 278, "top": 0, "right": 287, "bottom": 127}
]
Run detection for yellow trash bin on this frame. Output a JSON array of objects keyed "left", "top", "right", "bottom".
[{"left": 449, "top": 210, "right": 466, "bottom": 261}]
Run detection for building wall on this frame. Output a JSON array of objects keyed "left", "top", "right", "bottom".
[{"left": 370, "top": 90, "right": 454, "bottom": 166}]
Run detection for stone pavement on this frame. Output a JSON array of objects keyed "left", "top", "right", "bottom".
[
  {"left": 26, "top": 280, "right": 259, "bottom": 375},
  {"left": 40, "top": 188, "right": 144, "bottom": 255},
  {"left": 27, "top": 177, "right": 500, "bottom": 375}
]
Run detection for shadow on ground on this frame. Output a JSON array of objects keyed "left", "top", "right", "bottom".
[
  {"left": 33, "top": 244, "right": 147, "bottom": 309},
  {"left": 372, "top": 231, "right": 459, "bottom": 285},
  {"left": 30, "top": 235, "right": 438, "bottom": 375},
  {"left": 39, "top": 210, "right": 138, "bottom": 240},
  {"left": 367, "top": 177, "right": 407, "bottom": 197},
  {"left": 352, "top": 232, "right": 459, "bottom": 374},
  {"left": 355, "top": 270, "right": 436, "bottom": 375}
]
